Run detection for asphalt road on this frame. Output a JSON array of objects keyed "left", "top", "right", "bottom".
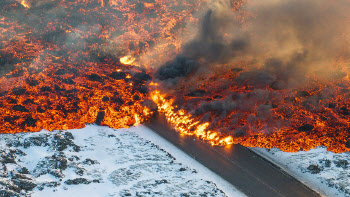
[{"left": 146, "top": 114, "right": 321, "bottom": 197}]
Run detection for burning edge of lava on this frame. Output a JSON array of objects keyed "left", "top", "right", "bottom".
[
  {"left": 151, "top": 91, "right": 234, "bottom": 146},
  {"left": 1, "top": 0, "right": 350, "bottom": 154},
  {"left": 150, "top": 89, "right": 350, "bottom": 153}
]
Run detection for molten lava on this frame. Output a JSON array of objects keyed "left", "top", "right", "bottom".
[
  {"left": 151, "top": 91, "right": 234, "bottom": 146},
  {"left": 20, "top": 0, "right": 30, "bottom": 8},
  {"left": 151, "top": 68, "right": 350, "bottom": 153},
  {"left": 120, "top": 56, "right": 136, "bottom": 66},
  {"left": 1, "top": 0, "right": 350, "bottom": 153}
]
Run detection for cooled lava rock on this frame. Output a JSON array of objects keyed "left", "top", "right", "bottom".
[
  {"left": 298, "top": 124, "right": 314, "bottom": 132},
  {"left": 95, "top": 111, "right": 105, "bottom": 126},
  {"left": 345, "top": 140, "right": 350, "bottom": 148},
  {"left": 87, "top": 73, "right": 104, "bottom": 82},
  {"left": 24, "top": 116, "right": 37, "bottom": 127},
  {"left": 12, "top": 88, "right": 26, "bottom": 96},
  {"left": 296, "top": 91, "right": 311, "bottom": 97},
  {"left": 186, "top": 89, "right": 206, "bottom": 97},
  {"left": 12, "top": 105, "right": 29, "bottom": 112},
  {"left": 134, "top": 72, "right": 152, "bottom": 81},
  {"left": 156, "top": 56, "right": 199, "bottom": 80},
  {"left": 307, "top": 164, "right": 321, "bottom": 174},
  {"left": 109, "top": 72, "right": 126, "bottom": 80}
]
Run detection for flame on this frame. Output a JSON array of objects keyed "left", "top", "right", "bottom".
[
  {"left": 20, "top": 0, "right": 30, "bottom": 8},
  {"left": 120, "top": 56, "right": 135, "bottom": 65},
  {"left": 151, "top": 91, "right": 233, "bottom": 146},
  {"left": 152, "top": 64, "right": 350, "bottom": 153},
  {"left": 149, "top": 82, "right": 159, "bottom": 87}
]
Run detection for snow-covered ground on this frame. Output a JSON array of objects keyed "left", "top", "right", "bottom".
[
  {"left": 5, "top": 123, "right": 349, "bottom": 197},
  {"left": 251, "top": 147, "right": 350, "bottom": 197},
  {"left": 0, "top": 125, "right": 245, "bottom": 197}
]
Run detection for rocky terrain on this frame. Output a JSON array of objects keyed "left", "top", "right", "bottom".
[{"left": 0, "top": 125, "right": 241, "bottom": 197}]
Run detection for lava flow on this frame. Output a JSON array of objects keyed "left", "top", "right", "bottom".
[
  {"left": 151, "top": 90, "right": 234, "bottom": 146},
  {"left": 0, "top": 0, "right": 200, "bottom": 132},
  {"left": 151, "top": 0, "right": 350, "bottom": 153},
  {"left": 1, "top": 0, "right": 350, "bottom": 153}
]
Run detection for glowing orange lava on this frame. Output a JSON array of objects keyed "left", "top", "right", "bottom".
[
  {"left": 151, "top": 91, "right": 234, "bottom": 146},
  {"left": 20, "top": 0, "right": 30, "bottom": 8},
  {"left": 0, "top": 0, "right": 350, "bottom": 153},
  {"left": 120, "top": 56, "right": 136, "bottom": 66}
]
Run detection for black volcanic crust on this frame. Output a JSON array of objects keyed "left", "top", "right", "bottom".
[{"left": 156, "top": 56, "right": 199, "bottom": 80}]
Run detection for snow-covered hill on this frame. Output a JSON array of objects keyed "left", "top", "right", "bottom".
[{"left": 0, "top": 125, "right": 244, "bottom": 197}]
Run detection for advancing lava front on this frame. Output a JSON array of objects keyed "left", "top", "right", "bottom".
[{"left": 1, "top": 0, "right": 350, "bottom": 153}]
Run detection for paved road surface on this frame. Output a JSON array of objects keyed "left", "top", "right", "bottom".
[{"left": 146, "top": 114, "right": 321, "bottom": 197}]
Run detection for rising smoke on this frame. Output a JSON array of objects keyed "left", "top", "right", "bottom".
[
  {"left": 154, "top": 0, "right": 350, "bottom": 137},
  {"left": 156, "top": 0, "right": 350, "bottom": 88}
]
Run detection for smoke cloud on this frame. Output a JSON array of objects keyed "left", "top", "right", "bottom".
[
  {"left": 156, "top": 0, "right": 350, "bottom": 88},
  {"left": 153, "top": 0, "right": 350, "bottom": 137}
]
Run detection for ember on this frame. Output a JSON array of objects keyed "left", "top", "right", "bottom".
[{"left": 1, "top": 0, "right": 350, "bottom": 153}]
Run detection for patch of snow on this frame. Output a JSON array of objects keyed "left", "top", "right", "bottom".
[
  {"left": 130, "top": 125, "right": 245, "bottom": 197},
  {"left": 251, "top": 147, "right": 350, "bottom": 197},
  {"left": 0, "top": 125, "right": 245, "bottom": 197}
]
